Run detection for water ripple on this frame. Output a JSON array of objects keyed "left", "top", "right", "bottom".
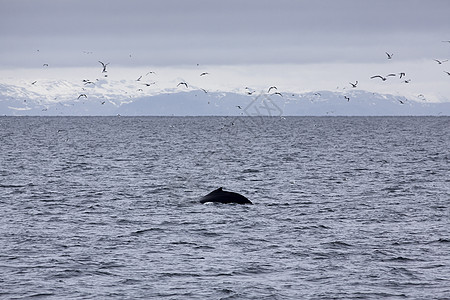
[{"left": 0, "top": 116, "right": 449, "bottom": 299}]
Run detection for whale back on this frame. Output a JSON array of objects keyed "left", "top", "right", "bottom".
[{"left": 200, "top": 187, "right": 252, "bottom": 204}]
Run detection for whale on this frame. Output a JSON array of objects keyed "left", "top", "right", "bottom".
[{"left": 200, "top": 187, "right": 252, "bottom": 205}]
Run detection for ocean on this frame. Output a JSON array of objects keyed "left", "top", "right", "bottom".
[{"left": 0, "top": 116, "right": 449, "bottom": 299}]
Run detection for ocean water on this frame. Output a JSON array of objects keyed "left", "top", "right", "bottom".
[{"left": 0, "top": 116, "right": 449, "bottom": 299}]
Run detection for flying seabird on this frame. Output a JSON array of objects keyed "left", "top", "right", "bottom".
[
  {"left": 137, "top": 76, "right": 142, "bottom": 81},
  {"left": 399, "top": 72, "right": 406, "bottom": 78},
  {"left": 349, "top": 81, "right": 358, "bottom": 88},
  {"left": 43, "top": 64, "right": 49, "bottom": 67},
  {"left": 344, "top": 96, "right": 350, "bottom": 102},
  {"left": 82, "top": 79, "right": 94, "bottom": 85},
  {"left": 98, "top": 61, "right": 110, "bottom": 73},
  {"left": 200, "top": 72, "right": 209, "bottom": 76},
  {"left": 268, "top": 86, "right": 277, "bottom": 93},
  {"left": 273, "top": 92, "right": 283, "bottom": 97},
  {"left": 146, "top": 71, "right": 156, "bottom": 75},
  {"left": 77, "top": 94, "right": 87, "bottom": 99},
  {"left": 177, "top": 82, "right": 188, "bottom": 88},
  {"left": 434, "top": 59, "right": 449, "bottom": 64},
  {"left": 31, "top": 81, "right": 37, "bottom": 85},
  {"left": 143, "top": 82, "right": 156, "bottom": 86},
  {"left": 385, "top": 52, "right": 393, "bottom": 59},
  {"left": 444, "top": 71, "right": 450, "bottom": 76},
  {"left": 244, "top": 87, "right": 255, "bottom": 95},
  {"left": 370, "top": 75, "right": 387, "bottom": 81}
]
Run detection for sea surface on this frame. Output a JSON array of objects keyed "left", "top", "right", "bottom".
[{"left": 0, "top": 116, "right": 449, "bottom": 299}]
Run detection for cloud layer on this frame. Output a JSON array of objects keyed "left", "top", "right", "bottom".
[{"left": 1, "top": 0, "right": 449, "bottom": 67}]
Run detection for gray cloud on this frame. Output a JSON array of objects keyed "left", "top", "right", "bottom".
[{"left": 1, "top": 0, "right": 450, "bottom": 68}]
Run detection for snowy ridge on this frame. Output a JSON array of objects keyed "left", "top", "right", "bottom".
[{"left": 0, "top": 79, "right": 449, "bottom": 116}]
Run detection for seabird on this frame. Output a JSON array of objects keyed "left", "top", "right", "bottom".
[
  {"left": 31, "top": 81, "right": 37, "bottom": 85},
  {"left": 77, "top": 94, "right": 87, "bottom": 99},
  {"left": 201, "top": 88, "right": 208, "bottom": 93},
  {"left": 245, "top": 87, "right": 255, "bottom": 95},
  {"left": 82, "top": 79, "right": 94, "bottom": 85},
  {"left": 434, "top": 59, "right": 448, "bottom": 64},
  {"left": 444, "top": 71, "right": 450, "bottom": 76},
  {"left": 385, "top": 52, "right": 393, "bottom": 59},
  {"left": 143, "top": 82, "right": 156, "bottom": 86},
  {"left": 200, "top": 72, "right": 209, "bottom": 76},
  {"left": 386, "top": 73, "right": 396, "bottom": 77},
  {"left": 268, "top": 86, "right": 277, "bottom": 93},
  {"left": 43, "top": 64, "right": 48, "bottom": 67},
  {"left": 399, "top": 72, "right": 406, "bottom": 78},
  {"left": 349, "top": 81, "right": 358, "bottom": 88},
  {"left": 177, "top": 82, "right": 188, "bottom": 88},
  {"left": 136, "top": 76, "right": 142, "bottom": 81},
  {"left": 403, "top": 79, "right": 411, "bottom": 83},
  {"left": 236, "top": 105, "right": 242, "bottom": 109},
  {"left": 98, "top": 61, "right": 110, "bottom": 73},
  {"left": 370, "top": 75, "right": 387, "bottom": 81},
  {"left": 344, "top": 96, "right": 350, "bottom": 102},
  {"left": 273, "top": 92, "right": 283, "bottom": 97}
]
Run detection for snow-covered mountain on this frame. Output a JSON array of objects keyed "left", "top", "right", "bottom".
[{"left": 0, "top": 79, "right": 449, "bottom": 116}]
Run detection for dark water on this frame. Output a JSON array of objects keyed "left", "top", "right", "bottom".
[{"left": 1, "top": 116, "right": 449, "bottom": 299}]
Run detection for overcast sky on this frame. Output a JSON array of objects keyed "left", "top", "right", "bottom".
[{"left": 1, "top": 0, "right": 450, "bottom": 102}]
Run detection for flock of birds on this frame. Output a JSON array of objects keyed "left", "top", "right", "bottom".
[
  {"left": 336, "top": 48, "right": 449, "bottom": 103},
  {"left": 34, "top": 58, "right": 218, "bottom": 107},
  {"left": 26, "top": 42, "right": 450, "bottom": 111}
]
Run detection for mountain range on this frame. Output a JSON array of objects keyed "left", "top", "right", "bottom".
[{"left": 0, "top": 80, "right": 449, "bottom": 116}]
